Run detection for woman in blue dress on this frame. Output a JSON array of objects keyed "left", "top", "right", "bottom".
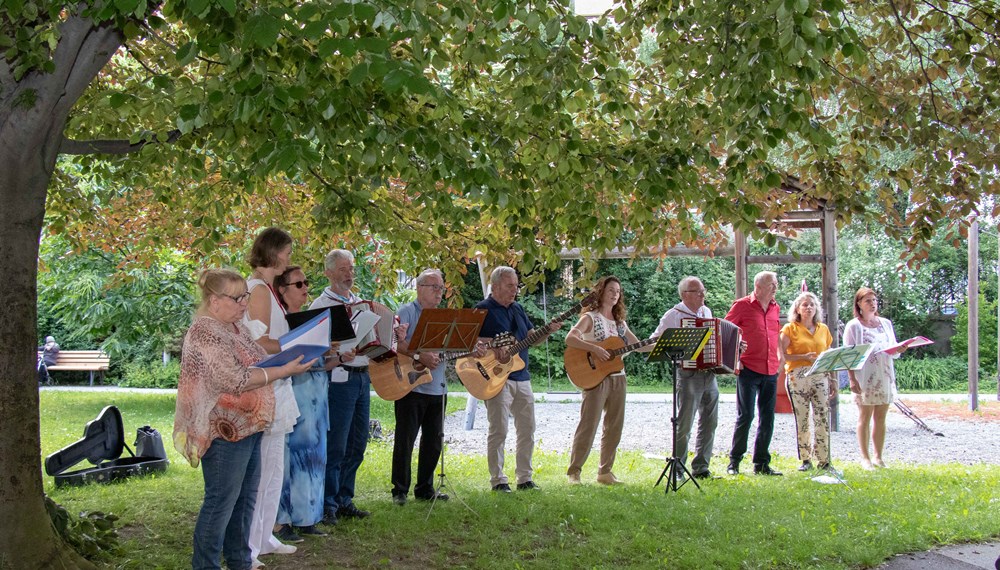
[{"left": 274, "top": 266, "right": 332, "bottom": 537}]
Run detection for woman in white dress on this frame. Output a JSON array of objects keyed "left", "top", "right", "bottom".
[
  {"left": 842, "top": 287, "right": 906, "bottom": 470},
  {"left": 243, "top": 227, "right": 300, "bottom": 565}
]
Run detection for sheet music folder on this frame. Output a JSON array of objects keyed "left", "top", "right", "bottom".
[
  {"left": 408, "top": 308, "right": 487, "bottom": 352},
  {"left": 285, "top": 305, "right": 355, "bottom": 342},
  {"left": 646, "top": 327, "right": 713, "bottom": 363}
]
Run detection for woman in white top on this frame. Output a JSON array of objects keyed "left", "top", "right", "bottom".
[
  {"left": 564, "top": 276, "right": 649, "bottom": 485},
  {"left": 243, "top": 227, "right": 301, "bottom": 564},
  {"left": 843, "top": 287, "right": 906, "bottom": 470}
]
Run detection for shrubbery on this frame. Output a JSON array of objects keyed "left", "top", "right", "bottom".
[
  {"left": 895, "top": 356, "right": 997, "bottom": 392},
  {"left": 118, "top": 360, "right": 181, "bottom": 389}
]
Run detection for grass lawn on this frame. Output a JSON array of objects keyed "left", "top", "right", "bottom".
[{"left": 41, "top": 391, "right": 1000, "bottom": 569}]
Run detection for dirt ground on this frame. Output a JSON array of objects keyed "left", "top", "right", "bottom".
[{"left": 901, "top": 398, "right": 1000, "bottom": 423}]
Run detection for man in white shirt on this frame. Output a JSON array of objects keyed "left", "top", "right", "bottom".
[
  {"left": 309, "top": 249, "right": 369, "bottom": 523},
  {"left": 653, "top": 276, "right": 719, "bottom": 480}
]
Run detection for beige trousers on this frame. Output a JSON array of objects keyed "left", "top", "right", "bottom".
[
  {"left": 567, "top": 374, "right": 626, "bottom": 476},
  {"left": 484, "top": 380, "right": 536, "bottom": 486}
]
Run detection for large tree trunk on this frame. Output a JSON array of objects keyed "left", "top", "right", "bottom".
[
  {"left": 0, "top": 148, "right": 95, "bottom": 570},
  {"left": 0, "top": 11, "right": 122, "bottom": 569}
]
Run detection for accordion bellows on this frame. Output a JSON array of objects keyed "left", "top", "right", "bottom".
[{"left": 679, "top": 317, "right": 741, "bottom": 373}]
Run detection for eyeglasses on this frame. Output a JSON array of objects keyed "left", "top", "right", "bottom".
[
  {"left": 419, "top": 284, "right": 446, "bottom": 292},
  {"left": 224, "top": 292, "right": 251, "bottom": 304},
  {"left": 285, "top": 280, "right": 308, "bottom": 290}
]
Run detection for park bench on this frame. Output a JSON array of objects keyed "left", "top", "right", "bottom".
[{"left": 38, "top": 350, "right": 111, "bottom": 386}]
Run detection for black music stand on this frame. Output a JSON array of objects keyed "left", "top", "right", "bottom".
[
  {"left": 407, "top": 308, "right": 486, "bottom": 517},
  {"left": 649, "top": 327, "right": 713, "bottom": 494}
]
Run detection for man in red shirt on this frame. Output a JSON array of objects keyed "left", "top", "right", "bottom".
[{"left": 725, "top": 271, "right": 783, "bottom": 476}]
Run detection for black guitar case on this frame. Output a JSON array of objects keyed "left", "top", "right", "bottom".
[{"left": 44, "top": 405, "right": 169, "bottom": 487}]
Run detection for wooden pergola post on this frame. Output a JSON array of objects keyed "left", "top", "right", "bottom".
[
  {"left": 820, "top": 205, "right": 840, "bottom": 430},
  {"left": 969, "top": 218, "right": 979, "bottom": 411}
]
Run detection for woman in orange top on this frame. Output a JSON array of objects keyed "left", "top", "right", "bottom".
[{"left": 779, "top": 292, "right": 835, "bottom": 473}]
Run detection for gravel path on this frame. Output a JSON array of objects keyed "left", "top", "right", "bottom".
[{"left": 440, "top": 394, "right": 1000, "bottom": 468}]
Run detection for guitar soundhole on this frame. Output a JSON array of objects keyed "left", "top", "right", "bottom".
[
  {"left": 587, "top": 353, "right": 596, "bottom": 370},
  {"left": 406, "top": 371, "right": 422, "bottom": 385}
]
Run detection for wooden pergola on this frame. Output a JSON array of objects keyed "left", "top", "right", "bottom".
[{"left": 475, "top": 198, "right": 846, "bottom": 428}]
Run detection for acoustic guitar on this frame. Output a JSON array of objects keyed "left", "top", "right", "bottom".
[
  {"left": 564, "top": 336, "right": 658, "bottom": 390},
  {"left": 455, "top": 291, "right": 598, "bottom": 400},
  {"left": 369, "top": 334, "right": 514, "bottom": 401}
]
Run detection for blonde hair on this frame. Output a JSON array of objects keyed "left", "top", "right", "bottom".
[
  {"left": 789, "top": 291, "right": 823, "bottom": 324},
  {"left": 197, "top": 268, "right": 245, "bottom": 309}
]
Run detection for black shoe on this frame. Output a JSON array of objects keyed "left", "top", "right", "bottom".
[
  {"left": 754, "top": 464, "right": 783, "bottom": 476},
  {"left": 337, "top": 503, "right": 371, "bottom": 519},
  {"left": 492, "top": 483, "right": 512, "bottom": 493},
  {"left": 415, "top": 492, "right": 449, "bottom": 502},
  {"left": 274, "top": 524, "right": 304, "bottom": 543},
  {"left": 516, "top": 481, "right": 541, "bottom": 491},
  {"left": 295, "top": 525, "right": 328, "bottom": 537},
  {"left": 798, "top": 461, "right": 813, "bottom": 472},
  {"left": 692, "top": 471, "right": 712, "bottom": 480},
  {"left": 392, "top": 494, "right": 407, "bottom": 506},
  {"left": 726, "top": 462, "right": 740, "bottom": 476},
  {"left": 321, "top": 508, "right": 339, "bottom": 526}
]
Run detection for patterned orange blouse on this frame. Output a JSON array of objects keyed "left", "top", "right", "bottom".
[{"left": 173, "top": 316, "right": 275, "bottom": 467}]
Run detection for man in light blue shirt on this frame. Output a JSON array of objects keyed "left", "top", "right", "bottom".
[{"left": 391, "top": 269, "right": 450, "bottom": 505}]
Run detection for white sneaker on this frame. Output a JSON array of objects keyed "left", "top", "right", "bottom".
[
  {"left": 262, "top": 542, "right": 297, "bottom": 555},
  {"left": 251, "top": 557, "right": 265, "bottom": 569}
]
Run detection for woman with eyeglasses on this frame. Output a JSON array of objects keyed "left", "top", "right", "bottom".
[
  {"left": 243, "top": 227, "right": 302, "bottom": 564},
  {"left": 273, "top": 266, "right": 331, "bottom": 538},
  {"left": 843, "top": 287, "right": 906, "bottom": 470},
  {"left": 174, "top": 268, "right": 314, "bottom": 570}
]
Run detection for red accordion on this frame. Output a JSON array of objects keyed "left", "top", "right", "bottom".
[
  {"left": 679, "top": 317, "right": 741, "bottom": 373},
  {"left": 346, "top": 301, "right": 398, "bottom": 362}
]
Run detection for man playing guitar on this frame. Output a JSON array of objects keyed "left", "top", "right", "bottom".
[
  {"left": 390, "top": 269, "right": 451, "bottom": 505},
  {"left": 476, "top": 266, "right": 561, "bottom": 493}
]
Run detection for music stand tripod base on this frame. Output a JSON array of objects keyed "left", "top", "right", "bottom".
[{"left": 646, "top": 327, "right": 712, "bottom": 495}]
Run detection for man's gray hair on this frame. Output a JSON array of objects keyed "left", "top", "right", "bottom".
[
  {"left": 415, "top": 268, "right": 444, "bottom": 286},
  {"left": 324, "top": 249, "right": 355, "bottom": 272},
  {"left": 677, "top": 276, "right": 703, "bottom": 298},
  {"left": 489, "top": 265, "right": 517, "bottom": 286},
  {"left": 753, "top": 270, "right": 777, "bottom": 287}
]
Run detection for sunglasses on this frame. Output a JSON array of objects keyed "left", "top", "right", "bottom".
[{"left": 284, "top": 280, "right": 309, "bottom": 289}]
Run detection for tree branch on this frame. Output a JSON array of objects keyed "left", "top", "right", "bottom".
[
  {"left": 59, "top": 129, "right": 182, "bottom": 155},
  {"left": 886, "top": 0, "right": 942, "bottom": 123}
]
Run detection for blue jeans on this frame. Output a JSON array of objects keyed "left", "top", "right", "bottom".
[
  {"left": 325, "top": 370, "right": 370, "bottom": 511},
  {"left": 729, "top": 367, "right": 777, "bottom": 466},
  {"left": 192, "top": 432, "right": 262, "bottom": 570}
]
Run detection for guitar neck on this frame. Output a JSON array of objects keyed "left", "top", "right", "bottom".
[
  {"left": 608, "top": 337, "right": 658, "bottom": 357},
  {"left": 506, "top": 299, "right": 586, "bottom": 356}
]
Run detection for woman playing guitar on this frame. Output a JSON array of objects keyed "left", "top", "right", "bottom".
[{"left": 563, "top": 276, "right": 652, "bottom": 485}]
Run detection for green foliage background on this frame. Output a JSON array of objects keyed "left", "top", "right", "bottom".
[{"left": 37, "top": 224, "right": 1000, "bottom": 392}]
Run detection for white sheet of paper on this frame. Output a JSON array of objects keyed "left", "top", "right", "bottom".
[{"left": 337, "top": 310, "right": 381, "bottom": 352}]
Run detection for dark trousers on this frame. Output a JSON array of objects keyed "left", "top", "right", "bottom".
[
  {"left": 325, "top": 370, "right": 370, "bottom": 511},
  {"left": 391, "top": 392, "right": 445, "bottom": 499},
  {"left": 729, "top": 367, "right": 778, "bottom": 466}
]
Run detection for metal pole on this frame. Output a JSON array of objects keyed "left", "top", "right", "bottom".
[
  {"left": 465, "top": 258, "right": 491, "bottom": 430},
  {"left": 969, "top": 218, "right": 979, "bottom": 411}
]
